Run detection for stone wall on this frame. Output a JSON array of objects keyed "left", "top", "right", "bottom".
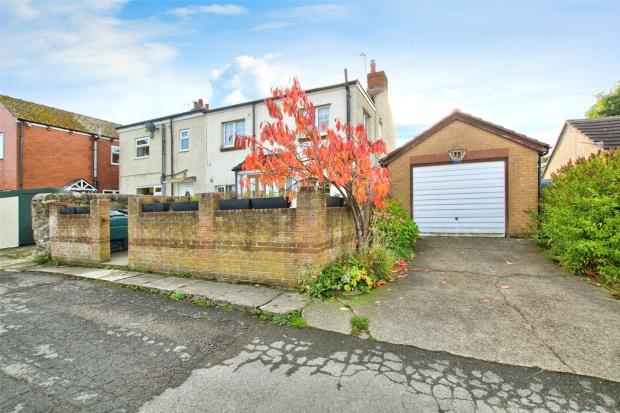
[
  {"left": 49, "top": 198, "right": 110, "bottom": 264},
  {"left": 129, "top": 188, "right": 354, "bottom": 287},
  {"left": 32, "top": 192, "right": 128, "bottom": 256}
]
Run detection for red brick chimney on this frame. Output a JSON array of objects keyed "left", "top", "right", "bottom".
[
  {"left": 367, "top": 59, "right": 388, "bottom": 98},
  {"left": 193, "top": 98, "right": 207, "bottom": 109}
]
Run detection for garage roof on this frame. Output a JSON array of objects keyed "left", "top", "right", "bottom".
[
  {"left": 382, "top": 110, "right": 550, "bottom": 165},
  {"left": 566, "top": 116, "right": 620, "bottom": 149}
]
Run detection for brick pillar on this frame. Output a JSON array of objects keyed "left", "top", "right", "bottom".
[
  {"left": 90, "top": 198, "right": 110, "bottom": 262},
  {"left": 127, "top": 196, "right": 140, "bottom": 267},
  {"left": 294, "top": 187, "right": 327, "bottom": 264}
]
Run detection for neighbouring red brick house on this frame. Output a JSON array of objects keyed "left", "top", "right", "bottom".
[{"left": 0, "top": 95, "right": 120, "bottom": 193}]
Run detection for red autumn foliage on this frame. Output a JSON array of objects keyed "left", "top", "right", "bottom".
[{"left": 238, "top": 79, "right": 391, "bottom": 251}]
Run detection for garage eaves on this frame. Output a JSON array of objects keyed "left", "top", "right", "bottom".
[{"left": 381, "top": 110, "right": 550, "bottom": 165}]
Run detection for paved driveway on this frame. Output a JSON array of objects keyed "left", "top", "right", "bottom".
[{"left": 310, "top": 237, "right": 620, "bottom": 382}]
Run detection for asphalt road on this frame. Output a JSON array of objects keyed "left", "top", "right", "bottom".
[{"left": 1, "top": 270, "right": 618, "bottom": 413}]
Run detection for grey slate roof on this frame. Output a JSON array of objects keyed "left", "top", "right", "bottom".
[{"left": 567, "top": 116, "right": 620, "bottom": 149}]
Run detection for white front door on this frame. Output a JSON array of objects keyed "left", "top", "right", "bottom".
[
  {"left": 412, "top": 161, "right": 506, "bottom": 236},
  {"left": 179, "top": 183, "right": 194, "bottom": 196}
]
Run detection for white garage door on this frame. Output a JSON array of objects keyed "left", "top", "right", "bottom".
[
  {"left": 412, "top": 161, "right": 505, "bottom": 236},
  {"left": 0, "top": 196, "right": 19, "bottom": 248}
]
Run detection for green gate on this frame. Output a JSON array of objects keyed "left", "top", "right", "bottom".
[{"left": 0, "top": 188, "right": 57, "bottom": 246}]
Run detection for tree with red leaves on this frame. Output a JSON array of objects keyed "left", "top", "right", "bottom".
[{"left": 239, "top": 79, "right": 390, "bottom": 252}]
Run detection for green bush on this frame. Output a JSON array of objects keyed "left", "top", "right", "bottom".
[
  {"left": 535, "top": 150, "right": 620, "bottom": 291},
  {"left": 371, "top": 198, "right": 420, "bottom": 259},
  {"left": 304, "top": 245, "right": 395, "bottom": 298}
]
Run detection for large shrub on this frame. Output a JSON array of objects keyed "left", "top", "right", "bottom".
[
  {"left": 371, "top": 198, "right": 420, "bottom": 259},
  {"left": 536, "top": 150, "right": 620, "bottom": 290}
]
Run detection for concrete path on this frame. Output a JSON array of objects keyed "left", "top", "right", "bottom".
[
  {"left": 2, "top": 270, "right": 618, "bottom": 412},
  {"left": 1, "top": 261, "right": 307, "bottom": 315},
  {"left": 306, "top": 237, "right": 620, "bottom": 382}
]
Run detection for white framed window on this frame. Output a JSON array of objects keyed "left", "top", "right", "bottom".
[
  {"left": 135, "top": 137, "right": 150, "bottom": 159},
  {"left": 136, "top": 185, "right": 162, "bottom": 196},
  {"left": 363, "top": 113, "right": 370, "bottom": 135},
  {"left": 223, "top": 120, "right": 245, "bottom": 148},
  {"left": 111, "top": 145, "right": 120, "bottom": 165},
  {"left": 316, "top": 106, "right": 330, "bottom": 135},
  {"left": 102, "top": 189, "right": 119, "bottom": 194},
  {"left": 179, "top": 129, "right": 190, "bottom": 152},
  {"left": 215, "top": 184, "right": 235, "bottom": 193},
  {"left": 0, "top": 132, "right": 4, "bottom": 159}
]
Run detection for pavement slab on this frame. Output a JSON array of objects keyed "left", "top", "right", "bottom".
[
  {"left": 259, "top": 291, "right": 309, "bottom": 315},
  {"left": 178, "top": 280, "right": 283, "bottom": 309},
  {"left": 304, "top": 299, "right": 353, "bottom": 335}
]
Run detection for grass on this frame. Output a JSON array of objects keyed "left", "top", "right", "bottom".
[
  {"left": 33, "top": 254, "right": 61, "bottom": 266},
  {"left": 350, "top": 315, "right": 369, "bottom": 336},
  {"left": 248, "top": 309, "right": 308, "bottom": 329},
  {"left": 169, "top": 291, "right": 185, "bottom": 301},
  {"left": 193, "top": 298, "right": 215, "bottom": 308},
  {"left": 167, "top": 271, "right": 191, "bottom": 279}
]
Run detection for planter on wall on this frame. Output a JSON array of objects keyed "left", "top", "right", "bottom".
[
  {"left": 219, "top": 199, "right": 251, "bottom": 210},
  {"left": 326, "top": 196, "right": 345, "bottom": 207},
  {"left": 170, "top": 201, "right": 199, "bottom": 211},
  {"left": 251, "top": 197, "right": 290, "bottom": 210},
  {"left": 60, "top": 207, "right": 90, "bottom": 214},
  {"left": 142, "top": 203, "right": 169, "bottom": 212}
]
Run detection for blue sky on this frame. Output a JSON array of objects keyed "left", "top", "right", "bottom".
[{"left": 1, "top": 0, "right": 619, "bottom": 148}]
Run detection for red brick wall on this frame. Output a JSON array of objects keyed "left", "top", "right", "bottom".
[
  {"left": 21, "top": 124, "right": 118, "bottom": 191},
  {"left": 0, "top": 103, "right": 18, "bottom": 190},
  {"left": 97, "top": 138, "right": 120, "bottom": 191}
]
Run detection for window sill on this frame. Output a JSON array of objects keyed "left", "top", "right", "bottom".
[
  {"left": 220, "top": 146, "right": 243, "bottom": 152},
  {"left": 134, "top": 156, "right": 150, "bottom": 160}
]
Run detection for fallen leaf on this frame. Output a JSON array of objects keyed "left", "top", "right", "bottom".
[
  {"left": 498, "top": 285, "right": 511, "bottom": 289},
  {"left": 440, "top": 281, "right": 447, "bottom": 285},
  {"left": 480, "top": 299, "right": 492, "bottom": 304},
  {"left": 505, "top": 261, "right": 513, "bottom": 265},
  {"left": 339, "top": 307, "right": 349, "bottom": 311}
]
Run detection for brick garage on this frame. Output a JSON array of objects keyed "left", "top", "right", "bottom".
[{"left": 383, "top": 111, "right": 549, "bottom": 237}]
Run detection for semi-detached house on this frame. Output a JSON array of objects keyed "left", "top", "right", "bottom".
[{"left": 117, "top": 62, "right": 395, "bottom": 196}]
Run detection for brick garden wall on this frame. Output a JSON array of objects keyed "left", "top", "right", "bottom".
[
  {"left": 129, "top": 188, "right": 354, "bottom": 287},
  {"left": 49, "top": 198, "right": 110, "bottom": 264}
]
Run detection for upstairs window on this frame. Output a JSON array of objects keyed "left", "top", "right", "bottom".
[
  {"left": 363, "top": 113, "right": 370, "bottom": 136},
  {"left": 135, "top": 137, "right": 150, "bottom": 159},
  {"left": 111, "top": 146, "right": 120, "bottom": 165},
  {"left": 316, "top": 106, "right": 330, "bottom": 135},
  {"left": 180, "top": 129, "right": 190, "bottom": 152},
  {"left": 223, "top": 120, "right": 245, "bottom": 148}
]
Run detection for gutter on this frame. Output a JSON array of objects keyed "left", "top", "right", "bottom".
[
  {"left": 169, "top": 117, "right": 174, "bottom": 196},
  {"left": 161, "top": 121, "right": 166, "bottom": 196},
  {"left": 92, "top": 130, "right": 99, "bottom": 190},
  {"left": 344, "top": 69, "right": 351, "bottom": 133},
  {"left": 17, "top": 121, "right": 23, "bottom": 189}
]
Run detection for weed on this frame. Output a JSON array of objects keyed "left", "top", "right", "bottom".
[
  {"left": 350, "top": 315, "right": 369, "bottom": 336},
  {"left": 170, "top": 291, "right": 185, "bottom": 301},
  {"left": 271, "top": 310, "right": 308, "bottom": 329},
  {"left": 33, "top": 254, "right": 61, "bottom": 266},
  {"left": 194, "top": 298, "right": 215, "bottom": 308},
  {"left": 167, "top": 271, "right": 191, "bottom": 278}
]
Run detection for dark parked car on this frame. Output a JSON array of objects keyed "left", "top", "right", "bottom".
[{"left": 110, "top": 209, "right": 128, "bottom": 252}]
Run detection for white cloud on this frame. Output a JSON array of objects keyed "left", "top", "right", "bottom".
[
  {"left": 269, "top": 3, "right": 350, "bottom": 22},
  {"left": 390, "top": 91, "right": 460, "bottom": 125},
  {"left": 209, "top": 54, "right": 293, "bottom": 106},
  {"left": 169, "top": 4, "right": 248, "bottom": 18},
  {"left": 250, "top": 22, "right": 292, "bottom": 31}
]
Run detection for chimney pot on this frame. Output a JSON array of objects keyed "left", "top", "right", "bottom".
[{"left": 370, "top": 59, "right": 376, "bottom": 73}]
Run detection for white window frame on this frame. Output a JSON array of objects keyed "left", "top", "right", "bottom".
[
  {"left": 102, "top": 189, "right": 119, "bottom": 194},
  {"left": 135, "top": 185, "right": 162, "bottom": 196},
  {"left": 363, "top": 112, "right": 370, "bottom": 135},
  {"left": 111, "top": 145, "right": 120, "bottom": 165},
  {"left": 222, "top": 120, "right": 245, "bottom": 148},
  {"left": 135, "top": 137, "right": 150, "bottom": 159},
  {"left": 179, "top": 129, "right": 190, "bottom": 152},
  {"left": 215, "top": 184, "right": 236, "bottom": 193},
  {"left": 316, "top": 106, "right": 330, "bottom": 136},
  {"left": 0, "top": 132, "right": 4, "bottom": 159}
]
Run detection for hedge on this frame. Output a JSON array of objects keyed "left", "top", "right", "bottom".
[{"left": 535, "top": 150, "right": 619, "bottom": 291}]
